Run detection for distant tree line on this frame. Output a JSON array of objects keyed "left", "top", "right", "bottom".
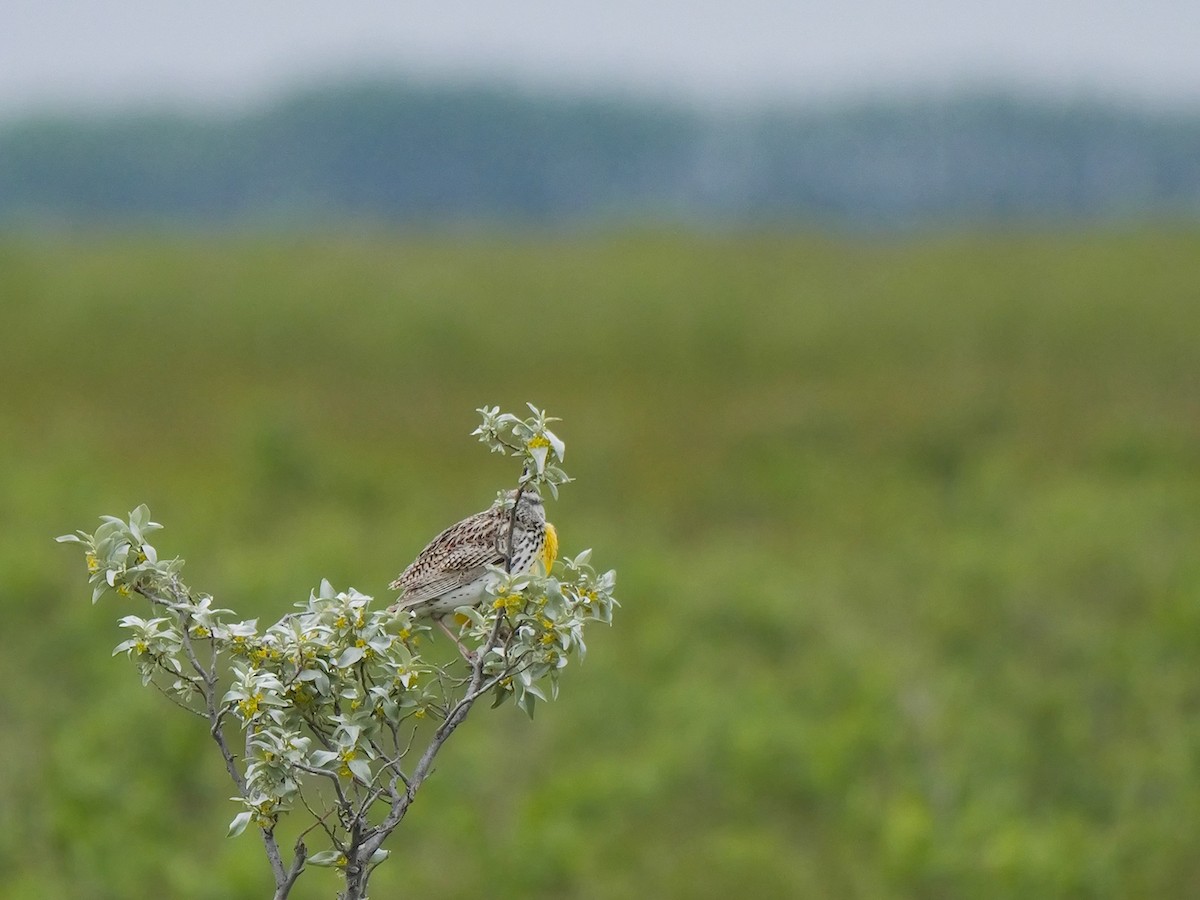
[{"left": 1, "top": 80, "right": 1198, "bottom": 228}]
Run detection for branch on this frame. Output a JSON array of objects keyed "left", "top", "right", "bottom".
[
  {"left": 261, "top": 825, "right": 289, "bottom": 894},
  {"left": 355, "top": 658, "right": 516, "bottom": 862},
  {"left": 273, "top": 839, "right": 307, "bottom": 900},
  {"left": 491, "top": 433, "right": 525, "bottom": 455},
  {"left": 352, "top": 481, "right": 530, "bottom": 867},
  {"left": 504, "top": 480, "right": 527, "bottom": 573}
]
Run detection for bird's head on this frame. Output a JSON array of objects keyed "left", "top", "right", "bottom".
[{"left": 502, "top": 485, "right": 545, "bottom": 528}]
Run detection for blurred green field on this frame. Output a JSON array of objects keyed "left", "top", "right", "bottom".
[{"left": 1, "top": 230, "right": 1198, "bottom": 898}]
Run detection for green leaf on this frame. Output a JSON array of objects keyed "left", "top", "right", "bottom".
[
  {"left": 545, "top": 428, "right": 565, "bottom": 461},
  {"left": 453, "top": 605, "right": 485, "bottom": 627},
  {"left": 517, "top": 691, "right": 537, "bottom": 719},
  {"left": 307, "top": 850, "right": 343, "bottom": 867},
  {"left": 298, "top": 668, "right": 331, "bottom": 695},
  {"left": 491, "top": 685, "right": 513, "bottom": 708},
  {"left": 310, "top": 750, "right": 339, "bottom": 768},
  {"left": 336, "top": 646, "right": 366, "bottom": 668},
  {"left": 227, "top": 811, "right": 253, "bottom": 837},
  {"left": 130, "top": 504, "right": 150, "bottom": 529}
]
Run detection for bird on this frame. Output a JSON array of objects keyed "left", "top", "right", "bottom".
[{"left": 387, "top": 486, "right": 558, "bottom": 647}]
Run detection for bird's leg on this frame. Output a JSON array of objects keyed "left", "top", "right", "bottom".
[{"left": 436, "top": 617, "right": 478, "bottom": 664}]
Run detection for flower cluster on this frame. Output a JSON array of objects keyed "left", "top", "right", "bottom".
[
  {"left": 473, "top": 403, "right": 571, "bottom": 496},
  {"left": 455, "top": 552, "right": 618, "bottom": 716}
]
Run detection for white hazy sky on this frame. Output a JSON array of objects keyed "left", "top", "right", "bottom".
[{"left": 2, "top": 0, "right": 1199, "bottom": 116}]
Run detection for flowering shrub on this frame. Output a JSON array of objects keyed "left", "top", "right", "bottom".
[{"left": 58, "top": 405, "right": 616, "bottom": 900}]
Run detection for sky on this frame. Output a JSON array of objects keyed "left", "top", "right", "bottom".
[{"left": 2, "top": 0, "right": 1200, "bottom": 117}]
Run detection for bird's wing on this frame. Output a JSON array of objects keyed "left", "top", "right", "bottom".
[
  {"left": 390, "top": 564, "right": 492, "bottom": 610},
  {"left": 388, "top": 513, "right": 503, "bottom": 604}
]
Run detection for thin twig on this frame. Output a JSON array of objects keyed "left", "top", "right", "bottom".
[
  {"left": 146, "top": 676, "right": 207, "bottom": 719},
  {"left": 297, "top": 786, "right": 342, "bottom": 848}
]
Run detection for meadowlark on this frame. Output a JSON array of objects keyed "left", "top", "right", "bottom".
[{"left": 388, "top": 487, "right": 557, "bottom": 640}]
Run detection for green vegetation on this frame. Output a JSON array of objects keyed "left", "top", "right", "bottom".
[{"left": 2, "top": 230, "right": 1198, "bottom": 898}]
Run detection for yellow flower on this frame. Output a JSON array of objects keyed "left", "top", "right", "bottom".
[
  {"left": 492, "top": 593, "right": 524, "bottom": 613},
  {"left": 116, "top": 583, "right": 131, "bottom": 596},
  {"left": 238, "top": 693, "right": 262, "bottom": 717},
  {"left": 414, "top": 707, "right": 426, "bottom": 719},
  {"left": 85, "top": 553, "right": 100, "bottom": 573},
  {"left": 527, "top": 435, "right": 551, "bottom": 450}
]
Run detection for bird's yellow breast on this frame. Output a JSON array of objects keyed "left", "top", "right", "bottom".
[{"left": 541, "top": 522, "right": 558, "bottom": 573}]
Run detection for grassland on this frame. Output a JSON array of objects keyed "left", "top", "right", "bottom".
[{"left": 1, "top": 230, "right": 1198, "bottom": 898}]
